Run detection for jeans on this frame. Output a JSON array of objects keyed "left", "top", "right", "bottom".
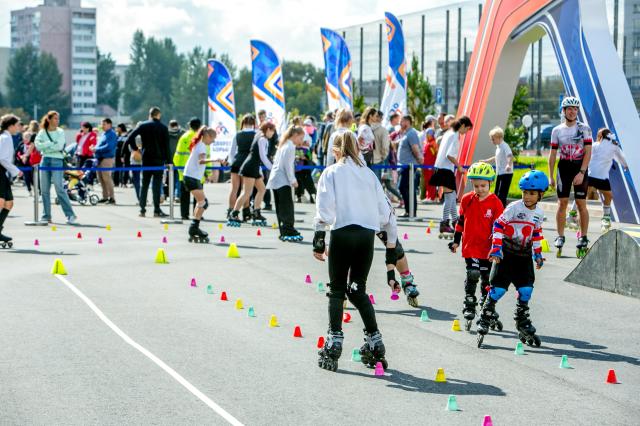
[
  {"left": 140, "top": 169, "right": 163, "bottom": 214},
  {"left": 40, "top": 157, "right": 75, "bottom": 220},
  {"left": 131, "top": 165, "right": 141, "bottom": 201},
  {"left": 399, "top": 166, "right": 419, "bottom": 215}
]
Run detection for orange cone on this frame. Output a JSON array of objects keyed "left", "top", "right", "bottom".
[
  {"left": 426, "top": 227, "right": 431, "bottom": 234},
  {"left": 293, "top": 326, "right": 303, "bottom": 338}
]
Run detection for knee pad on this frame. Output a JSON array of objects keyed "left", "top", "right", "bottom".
[
  {"left": 196, "top": 200, "right": 206, "bottom": 209},
  {"left": 203, "top": 198, "right": 209, "bottom": 210},
  {"left": 346, "top": 285, "right": 370, "bottom": 308},
  {"left": 465, "top": 268, "right": 481, "bottom": 284},
  {"left": 517, "top": 286, "right": 533, "bottom": 302},
  {"left": 488, "top": 287, "right": 507, "bottom": 301},
  {"left": 395, "top": 242, "right": 405, "bottom": 261},
  {"left": 376, "top": 231, "right": 388, "bottom": 245}
]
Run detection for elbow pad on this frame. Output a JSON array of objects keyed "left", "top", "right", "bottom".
[{"left": 312, "top": 231, "right": 326, "bottom": 254}]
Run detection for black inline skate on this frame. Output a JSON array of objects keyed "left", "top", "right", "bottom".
[
  {"left": 225, "top": 208, "right": 232, "bottom": 219},
  {"left": 251, "top": 209, "right": 267, "bottom": 226},
  {"left": 479, "top": 293, "right": 503, "bottom": 332},
  {"left": 476, "top": 298, "right": 498, "bottom": 348},
  {"left": 318, "top": 330, "right": 344, "bottom": 372},
  {"left": 576, "top": 235, "right": 589, "bottom": 258},
  {"left": 241, "top": 207, "right": 252, "bottom": 223},
  {"left": 359, "top": 330, "right": 388, "bottom": 369},
  {"left": 279, "top": 229, "right": 303, "bottom": 242},
  {"left": 462, "top": 295, "right": 477, "bottom": 331},
  {"left": 515, "top": 302, "right": 541, "bottom": 347},
  {"left": 0, "top": 227, "right": 13, "bottom": 249},
  {"left": 400, "top": 273, "right": 420, "bottom": 308},
  {"left": 188, "top": 221, "right": 209, "bottom": 243},
  {"left": 226, "top": 210, "right": 241, "bottom": 227}
]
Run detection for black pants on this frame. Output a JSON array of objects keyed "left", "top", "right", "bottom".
[
  {"left": 399, "top": 167, "right": 418, "bottom": 215},
  {"left": 327, "top": 225, "right": 377, "bottom": 333},
  {"left": 273, "top": 186, "right": 296, "bottom": 235},
  {"left": 494, "top": 173, "right": 513, "bottom": 207},
  {"left": 180, "top": 180, "right": 191, "bottom": 219},
  {"left": 140, "top": 169, "right": 163, "bottom": 214},
  {"left": 465, "top": 258, "right": 491, "bottom": 298},
  {"left": 114, "top": 155, "right": 122, "bottom": 187},
  {"left": 295, "top": 170, "right": 316, "bottom": 199}
]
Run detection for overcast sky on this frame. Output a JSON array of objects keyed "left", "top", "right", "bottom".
[{"left": 0, "top": 0, "right": 449, "bottom": 67}]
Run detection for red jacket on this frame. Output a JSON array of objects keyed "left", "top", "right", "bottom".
[
  {"left": 76, "top": 130, "right": 97, "bottom": 157},
  {"left": 455, "top": 192, "right": 504, "bottom": 259}
]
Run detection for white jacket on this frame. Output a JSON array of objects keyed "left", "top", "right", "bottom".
[{"left": 0, "top": 131, "right": 20, "bottom": 178}]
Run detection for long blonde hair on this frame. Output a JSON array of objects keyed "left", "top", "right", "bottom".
[
  {"left": 335, "top": 108, "right": 354, "bottom": 129},
  {"left": 332, "top": 131, "right": 363, "bottom": 167},
  {"left": 278, "top": 125, "right": 304, "bottom": 148}
]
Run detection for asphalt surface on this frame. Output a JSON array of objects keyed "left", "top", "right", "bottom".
[{"left": 1, "top": 183, "right": 638, "bottom": 425}]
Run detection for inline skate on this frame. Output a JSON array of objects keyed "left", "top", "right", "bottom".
[
  {"left": 400, "top": 272, "right": 420, "bottom": 307},
  {"left": 318, "top": 330, "right": 344, "bottom": 372},
  {"left": 601, "top": 215, "right": 611, "bottom": 233},
  {"left": 479, "top": 294, "right": 503, "bottom": 331},
  {"left": 188, "top": 221, "right": 209, "bottom": 243},
  {"left": 576, "top": 235, "right": 589, "bottom": 258},
  {"left": 251, "top": 209, "right": 267, "bottom": 226},
  {"left": 241, "top": 207, "right": 252, "bottom": 223},
  {"left": 554, "top": 235, "right": 565, "bottom": 258},
  {"left": 476, "top": 298, "right": 498, "bottom": 348},
  {"left": 0, "top": 227, "right": 13, "bottom": 249},
  {"left": 515, "top": 302, "right": 541, "bottom": 347},
  {"left": 279, "top": 229, "right": 303, "bottom": 242},
  {"left": 438, "top": 220, "right": 455, "bottom": 240},
  {"left": 359, "top": 330, "right": 388, "bottom": 369},
  {"left": 226, "top": 210, "right": 241, "bottom": 227},
  {"left": 462, "top": 295, "right": 477, "bottom": 331}
]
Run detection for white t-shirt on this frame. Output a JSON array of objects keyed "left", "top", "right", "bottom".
[
  {"left": 357, "top": 124, "right": 375, "bottom": 153},
  {"left": 495, "top": 142, "right": 513, "bottom": 175},
  {"left": 588, "top": 138, "right": 628, "bottom": 180},
  {"left": 434, "top": 130, "right": 459, "bottom": 171},
  {"left": 183, "top": 142, "right": 207, "bottom": 180}
]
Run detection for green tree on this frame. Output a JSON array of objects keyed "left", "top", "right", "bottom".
[
  {"left": 233, "top": 67, "right": 253, "bottom": 117},
  {"left": 0, "top": 90, "right": 5, "bottom": 108},
  {"left": 97, "top": 49, "right": 120, "bottom": 110},
  {"left": 352, "top": 80, "right": 366, "bottom": 114},
  {"left": 504, "top": 84, "right": 532, "bottom": 159},
  {"left": 6, "top": 44, "right": 70, "bottom": 122},
  {"left": 170, "top": 46, "right": 217, "bottom": 125},
  {"left": 406, "top": 54, "right": 435, "bottom": 125}
]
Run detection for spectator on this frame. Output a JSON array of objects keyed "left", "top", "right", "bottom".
[
  {"left": 17, "top": 120, "right": 40, "bottom": 196},
  {"left": 115, "top": 123, "right": 129, "bottom": 187},
  {"left": 325, "top": 108, "right": 355, "bottom": 166},
  {"left": 75, "top": 122, "right": 97, "bottom": 168},
  {"left": 11, "top": 120, "right": 23, "bottom": 151},
  {"left": 34, "top": 111, "right": 77, "bottom": 224},
  {"left": 482, "top": 126, "right": 514, "bottom": 207},
  {"left": 387, "top": 112, "right": 401, "bottom": 134},
  {"left": 436, "top": 112, "right": 447, "bottom": 139},
  {"left": 122, "top": 122, "right": 143, "bottom": 201},
  {"left": 437, "top": 114, "right": 455, "bottom": 145},
  {"left": 126, "top": 107, "right": 170, "bottom": 218},
  {"left": 93, "top": 118, "right": 117, "bottom": 204},
  {"left": 397, "top": 115, "right": 423, "bottom": 217},
  {"left": 316, "top": 111, "right": 334, "bottom": 165},
  {"left": 167, "top": 119, "right": 184, "bottom": 199},
  {"left": 421, "top": 116, "right": 438, "bottom": 201},
  {"left": 357, "top": 107, "right": 377, "bottom": 167},
  {"left": 370, "top": 110, "right": 390, "bottom": 182}
]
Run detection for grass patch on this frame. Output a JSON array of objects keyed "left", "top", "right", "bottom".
[{"left": 492, "top": 155, "right": 557, "bottom": 200}]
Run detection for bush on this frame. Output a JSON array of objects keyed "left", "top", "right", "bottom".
[{"left": 490, "top": 155, "right": 557, "bottom": 200}]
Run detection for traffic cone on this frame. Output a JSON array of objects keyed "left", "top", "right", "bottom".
[
  {"left": 218, "top": 223, "right": 223, "bottom": 230},
  {"left": 293, "top": 325, "right": 302, "bottom": 337},
  {"left": 559, "top": 355, "right": 572, "bottom": 369},
  {"left": 606, "top": 369, "right": 619, "bottom": 384},
  {"left": 154, "top": 248, "right": 168, "bottom": 264},
  {"left": 428, "top": 220, "right": 434, "bottom": 228},
  {"left": 163, "top": 223, "right": 168, "bottom": 231},
  {"left": 206, "top": 284, "right": 213, "bottom": 294},
  {"left": 220, "top": 291, "right": 228, "bottom": 301},
  {"left": 235, "top": 299, "right": 244, "bottom": 310},
  {"left": 369, "top": 294, "right": 376, "bottom": 305},
  {"left": 445, "top": 395, "right": 460, "bottom": 411},
  {"left": 483, "top": 415, "right": 494, "bottom": 426},
  {"left": 272, "top": 222, "right": 277, "bottom": 229},
  {"left": 390, "top": 291, "right": 399, "bottom": 300},
  {"left": 162, "top": 236, "right": 167, "bottom": 243},
  {"left": 256, "top": 229, "right": 262, "bottom": 236},
  {"left": 34, "top": 239, "right": 39, "bottom": 246},
  {"left": 403, "top": 233, "right": 408, "bottom": 240},
  {"left": 435, "top": 367, "right": 447, "bottom": 383},
  {"left": 219, "top": 235, "right": 226, "bottom": 243},
  {"left": 137, "top": 231, "right": 142, "bottom": 238},
  {"left": 227, "top": 243, "right": 240, "bottom": 258},
  {"left": 541, "top": 238, "right": 551, "bottom": 253},
  {"left": 514, "top": 342, "right": 525, "bottom": 355},
  {"left": 351, "top": 348, "right": 361, "bottom": 362},
  {"left": 426, "top": 227, "right": 431, "bottom": 235},
  {"left": 317, "top": 336, "right": 325, "bottom": 349},
  {"left": 374, "top": 361, "right": 384, "bottom": 376},
  {"left": 420, "top": 310, "right": 431, "bottom": 322},
  {"left": 247, "top": 306, "right": 256, "bottom": 317},
  {"left": 451, "top": 319, "right": 461, "bottom": 331},
  {"left": 50, "top": 258, "right": 67, "bottom": 275},
  {"left": 97, "top": 237, "right": 103, "bottom": 245},
  {"left": 316, "top": 282, "right": 325, "bottom": 292},
  {"left": 190, "top": 278, "right": 197, "bottom": 287},
  {"left": 106, "top": 224, "right": 111, "bottom": 231},
  {"left": 76, "top": 232, "right": 82, "bottom": 239},
  {"left": 51, "top": 225, "right": 57, "bottom": 231},
  {"left": 305, "top": 274, "right": 312, "bottom": 284},
  {"left": 343, "top": 312, "right": 351, "bottom": 323},
  {"left": 269, "top": 315, "right": 279, "bottom": 327}
]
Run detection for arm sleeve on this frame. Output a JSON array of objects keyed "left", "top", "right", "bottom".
[
  {"left": 314, "top": 171, "right": 336, "bottom": 231},
  {"left": 258, "top": 137, "right": 273, "bottom": 169},
  {"left": 582, "top": 125, "right": 593, "bottom": 145},
  {"left": 491, "top": 206, "right": 511, "bottom": 257},
  {"left": 614, "top": 145, "right": 629, "bottom": 169},
  {"left": 532, "top": 223, "right": 543, "bottom": 255},
  {"left": 376, "top": 179, "right": 398, "bottom": 244},
  {"left": 228, "top": 136, "right": 237, "bottom": 164},
  {"left": 284, "top": 145, "right": 296, "bottom": 185}
]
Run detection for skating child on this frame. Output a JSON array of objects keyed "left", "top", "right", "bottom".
[
  {"left": 376, "top": 230, "right": 420, "bottom": 307},
  {"left": 266, "top": 125, "right": 306, "bottom": 241},
  {"left": 183, "top": 126, "right": 217, "bottom": 243},
  {"left": 476, "top": 170, "right": 548, "bottom": 348},
  {"left": 0, "top": 114, "right": 23, "bottom": 248},
  {"left": 448, "top": 162, "right": 504, "bottom": 331},
  {"left": 313, "top": 131, "right": 397, "bottom": 372}
]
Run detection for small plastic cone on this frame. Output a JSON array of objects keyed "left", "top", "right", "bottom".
[
  {"left": 428, "top": 220, "right": 434, "bottom": 228},
  {"left": 163, "top": 223, "right": 168, "bottom": 231},
  {"left": 293, "top": 325, "right": 302, "bottom": 338},
  {"left": 426, "top": 227, "right": 431, "bottom": 234},
  {"left": 247, "top": 306, "right": 256, "bottom": 317},
  {"left": 206, "top": 285, "right": 213, "bottom": 294},
  {"left": 51, "top": 226, "right": 56, "bottom": 231},
  {"left": 445, "top": 395, "right": 460, "bottom": 411},
  {"left": 514, "top": 342, "right": 525, "bottom": 355},
  {"left": 541, "top": 238, "right": 551, "bottom": 253},
  {"left": 97, "top": 237, "right": 103, "bottom": 245},
  {"left": 343, "top": 312, "right": 351, "bottom": 323},
  {"left": 435, "top": 367, "right": 447, "bottom": 383},
  {"left": 256, "top": 229, "right": 262, "bottom": 236},
  {"left": 351, "top": 348, "right": 361, "bottom": 362},
  {"left": 154, "top": 248, "right": 168, "bottom": 264},
  {"left": 34, "top": 239, "right": 39, "bottom": 246},
  {"left": 316, "top": 336, "right": 325, "bottom": 349},
  {"left": 451, "top": 319, "right": 461, "bottom": 331},
  {"left": 559, "top": 355, "right": 572, "bottom": 369},
  {"left": 606, "top": 369, "right": 618, "bottom": 384},
  {"left": 137, "top": 231, "right": 142, "bottom": 238},
  {"left": 50, "top": 258, "right": 67, "bottom": 275},
  {"left": 162, "top": 236, "right": 167, "bottom": 243},
  {"left": 403, "top": 233, "right": 408, "bottom": 240},
  {"left": 220, "top": 291, "right": 228, "bottom": 301},
  {"left": 105, "top": 224, "right": 111, "bottom": 231},
  {"left": 269, "top": 315, "right": 279, "bottom": 328},
  {"left": 272, "top": 222, "right": 277, "bottom": 229},
  {"left": 483, "top": 415, "right": 494, "bottom": 426},
  {"left": 219, "top": 235, "right": 226, "bottom": 243},
  {"left": 369, "top": 294, "right": 376, "bottom": 305},
  {"left": 76, "top": 232, "right": 82, "bottom": 239},
  {"left": 305, "top": 274, "right": 312, "bottom": 284},
  {"left": 390, "top": 292, "right": 399, "bottom": 300},
  {"left": 374, "top": 362, "right": 384, "bottom": 376},
  {"left": 316, "top": 282, "right": 325, "bottom": 292},
  {"left": 420, "top": 310, "right": 431, "bottom": 322},
  {"left": 235, "top": 299, "right": 244, "bottom": 310},
  {"left": 218, "top": 223, "right": 223, "bottom": 230},
  {"left": 190, "top": 278, "right": 197, "bottom": 287},
  {"left": 226, "top": 243, "right": 240, "bottom": 258}
]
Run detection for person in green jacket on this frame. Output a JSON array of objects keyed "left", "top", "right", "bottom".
[
  {"left": 174, "top": 117, "right": 201, "bottom": 220},
  {"left": 34, "top": 111, "right": 77, "bottom": 224}
]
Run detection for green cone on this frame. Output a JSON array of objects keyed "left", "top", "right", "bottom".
[
  {"left": 514, "top": 342, "right": 525, "bottom": 355},
  {"left": 206, "top": 285, "right": 213, "bottom": 294},
  {"left": 247, "top": 306, "right": 256, "bottom": 317},
  {"left": 316, "top": 282, "right": 325, "bottom": 292},
  {"left": 559, "top": 355, "right": 572, "bottom": 369},
  {"left": 445, "top": 395, "right": 460, "bottom": 411},
  {"left": 351, "top": 348, "right": 361, "bottom": 362},
  {"left": 420, "top": 310, "right": 431, "bottom": 322}
]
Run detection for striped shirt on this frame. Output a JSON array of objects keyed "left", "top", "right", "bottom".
[{"left": 491, "top": 200, "right": 544, "bottom": 257}]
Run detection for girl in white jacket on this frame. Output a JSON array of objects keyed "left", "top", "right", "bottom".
[{"left": 0, "top": 114, "right": 23, "bottom": 247}]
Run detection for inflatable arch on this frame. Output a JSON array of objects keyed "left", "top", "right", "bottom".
[{"left": 458, "top": 0, "right": 640, "bottom": 224}]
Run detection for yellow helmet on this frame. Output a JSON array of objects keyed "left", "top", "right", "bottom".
[{"left": 467, "top": 161, "right": 496, "bottom": 181}]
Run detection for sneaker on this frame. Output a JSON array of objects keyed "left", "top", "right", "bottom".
[
  {"left": 66, "top": 216, "right": 78, "bottom": 225},
  {"left": 97, "top": 198, "right": 109, "bottom": 204},
  {"left": 107, "top": 198, "right": 116, "bottom": 205},
  {"left": 154, "top": 211, "right": 168, "bottom": 218},
  {"left": 139, "top": 211, "right": 146, "bottom": 218}
]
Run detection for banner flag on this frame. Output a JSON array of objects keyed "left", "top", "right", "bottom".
[
  {"left": 380, "top": 12, "right": 407, "bottom": 126},
  {"left": 320, "top": 28, "right": 353, "bottom": 111},
  {"left": 207, "top": 59, "right": 236, "bottom": 160}
]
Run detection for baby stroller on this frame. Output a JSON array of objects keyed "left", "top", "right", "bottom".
[{"left": 55, "top": 154, "right": 100, "bottom": 206}]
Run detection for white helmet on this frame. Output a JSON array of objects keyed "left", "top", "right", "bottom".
[{"left": 561, "top": 96, "right": 581, "bottom": 109}]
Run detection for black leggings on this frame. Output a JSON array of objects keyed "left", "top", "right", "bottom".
[
  {"left": 295, "top": 170, "right": 316, "bottom": 198},
  {"left": 273, "top": 185, "right": 296, "bottom": 235},
  {"left": 494, "top": 173, "right": 513, "bottom": 207},
  {"left": 327, "top": 225, "right": 377, "bottom": 333}
]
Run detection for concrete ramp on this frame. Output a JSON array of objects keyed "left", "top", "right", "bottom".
[{"left": 565, "top": 229, "right": 640, "bottom": 298}]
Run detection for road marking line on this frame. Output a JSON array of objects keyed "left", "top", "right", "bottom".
[{"left": 54, "top": 274, "right": 243, "bottom": 426}]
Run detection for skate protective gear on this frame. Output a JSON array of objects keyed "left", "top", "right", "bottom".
[
  {"left": 467, "top": 161, "right": 496, "bottom": 181},
  {"left": 561, "top": 96, "right": 581, "bottom": 109},
  {"left": 466, "top": 268, "right": 481, "bottom": 283},
  {"left": 385, "top": 247, "right": 398, "bottom": 266},
  {"left": 488, "top": 286, "right": 507, "bottom": 301},
  {"left": 518, "top": 286, "right": 533, "bottom": 302},
  {"left": 518, "top": 170, "right": 549, "bottom": 192},
  {"left": 312, "top": 231, "right": 326, "bottom": 254},
  {"left": 533, "top": 252, "right": 544, "bottom": 267}
]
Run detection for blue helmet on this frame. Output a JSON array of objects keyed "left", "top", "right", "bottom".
[{"left": 519, "top": 170, "right": 549, "bottom": 192}]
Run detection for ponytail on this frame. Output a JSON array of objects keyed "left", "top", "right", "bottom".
[
  {"left": 0, "top": 114, "right": 19, "bottom": 132},
  {"left": 451, "top": 115, "right": 473, "bottom": 132},
  {"left": 190, "top": 126, "right": 217, "bottom": 151},
  {"left": 40, "top": 110, "right": 59, "bottom": 131},
  {"left": 333, "top": 131, "right": 363, "bottom": 167},
  {"left": 278, "top": 125, "right": 304, "bottom": 148}
]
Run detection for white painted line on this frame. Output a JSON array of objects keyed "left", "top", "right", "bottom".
[{"left": 54, "top": 274, "right": 244, "bottom": 426}]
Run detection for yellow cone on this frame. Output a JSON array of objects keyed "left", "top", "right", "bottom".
[
  {"left": 227, "top": 243, "right": 240, "bottom": 258},
  {"left": 163, "top": 223, "right": 169, "bottom": 231},
  {"left": 155, "top": 248, "right": 168, "bottom": 264},
  {"left": 428, "top": 220, "right": 434, "bottom": 228},
  {"left": 51, "top": 258, "right": 67, "bottom": 275},
  {"left": 272, "top": 222, "right": 278, "bottom": 229},
  {"left": 106, "top": 224, "right": 111, "bottom": 231},
  {"left": 235, "top": 299, "right": 244, "bottom": 310},
  {"left": 51, "top": 225, "right": 57, "bottom": 231},
  {"left": 541, "top": 238, "right": 551, "bottom": 253},
  {"left": 218, "top": 223, "right": 223, "bottom": 230},
  {"left": 451, "top": 319, "right": 461, "bottom": 332},
  {"left": 435, "top": 367, "right": 447, "bottom": 383},
  {"left": 269, "top": 314, "right": 279, "bottom": 327}
]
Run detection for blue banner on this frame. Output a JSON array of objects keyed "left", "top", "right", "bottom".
[
  {"left": 320, "top": 28, "right": 353, "bottom": 111},
  {"left": 207, "top": 59, "right": 236, "bottom": 160},
  {"left": 250, "top": 40, "right": 286, "bottom": 133},
  {"left": 380, "top": 12, "right": 407, "bottom": 125}
]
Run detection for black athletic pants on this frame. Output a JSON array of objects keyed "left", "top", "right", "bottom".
[
  {"left": 180, "top": 180, "right": 191, "bottom": 219},
  {"left": 273, "top": 186, "right": 296, "bottom": 235},
  {"left": 295, "top": 170, "right": 316, "bottom": 199},
  {"left": 140, "top": 169, "right": 163, "bottom": 214},
  {"left": 327, "top": 225, "right": 377, "bottom": 333},
  {"left": 494, "top": 173, "right": 513, "bottom": 207}
]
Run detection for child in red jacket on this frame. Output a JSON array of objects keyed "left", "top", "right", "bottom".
[{"left": 448, "top": 162, "right": 504, "bottom": 331}]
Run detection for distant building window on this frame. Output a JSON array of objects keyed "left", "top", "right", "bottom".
[
  {"left": 73, "top": 58, "right": 96, "bottom": 64},
  {"left": 74, "top": 46, "right": 95, "bottom": 53}
]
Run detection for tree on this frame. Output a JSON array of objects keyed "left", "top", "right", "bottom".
[
  {"left": 504, "top": 84, "right": 532, "bottom": 159},
  {"left": 352, "top": 81, "right": 366, "bottom": 114},
  {"left": 0, "top": 90, "right": 5, "bottom": 108},
  {"left": 170, "top": 46, "right": 215, "bottom": 125},
  {"left": 97, "top": 49, "right": 120, "bottom": 110},
  {"left": 233, "top": 67, "right": 253, "bottom": 117},
  {"left": 406, "top": 54, "right": 436, "bottom": 125},
  {"left": 6, "top": 44, "right": 70, "bottom": 122}
]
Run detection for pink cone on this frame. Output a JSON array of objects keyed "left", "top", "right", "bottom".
[
  {"left": 482, "top": 415, "right": 493, "bottom": 426},
  {"left": 403, "top": 233, "right": 408, "bottom": 240},
  {"left": 305, "top": 274, "right": 312, "bottom": 284},
  {"left": 190, "top": 278, "right": 197, "bottom": 287},
  {"left": 369, "top": 294, "right": 376, "bottom": 305},
  {"left": 220, "top": 235, "right": 225, "bottom": 243},
  {"left": 374, "top": 361, "right": 384, "bottom": 376},
  {"left": 97, "top": 237, "right": 103, "bottom": 244},
  {"left": 34, "top": 239, "right": 39, "bottom": 246},
  {"left": 390, "top": 292, "right": 399, "bottom": 300},
  {"left": 162, "top": 236, "right": 167, "bottom": 243}
]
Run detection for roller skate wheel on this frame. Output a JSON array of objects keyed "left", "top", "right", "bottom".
[
  {"left": 518, "top": 333, "right": 527, "bottom": 344},
  {"left": 407, "top": 296, "right": 419, "bottom": 308},
  {"left": 495, "top": 320, "right": 503, "bottom": 332},
  {"left": 188, "top": 237, "right": 194, "bottom": 242},
  {"left": 556, "top": 249, "right": 562, "bottom": 258},
  {"left": 477, "top": 334, "right": 485, "bottom": 348},
  {"left": 532, "top": 335, "right": 541, "bottom": 347},
  {"left": 438, "top": 234, "right": 443, "bottom": 239},
  {"left": 465, "top": 320, "right": 472, "bottom": 331}
]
